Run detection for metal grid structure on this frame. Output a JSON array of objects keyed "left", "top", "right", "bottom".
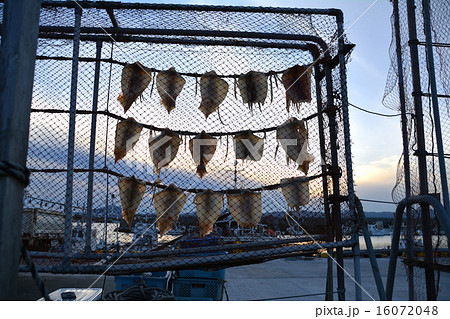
[
  {"left": 0, "top": 1, "right": 366, "bottom": 300},
  {"left": 384, "top": 0, "right": 450, "bottom": 301}
]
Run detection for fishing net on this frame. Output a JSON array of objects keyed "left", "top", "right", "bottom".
[
  {"left": 384, "top": 0, "right": 450, "bottom": 299},
  {"left": 2, "top": 1, "right": 356, "bottom": 275}
]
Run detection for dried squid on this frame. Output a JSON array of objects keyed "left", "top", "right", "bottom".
[
  {"left": 238, "top": 71, "right": 268, "bottom": 112},
  {"left": 118, "top": 176, "right": 147, "bottom": 227},
  {"left": 194, "top": 190, "right": 224, "bottom": 239},
  {"left": 227, "top": 191, "right": 262, "bottom": 228},
  {"left": 154, "top": 184, "right": 187, "bottom": 236},
  {"left": 276, "top": 117, "right": 313, "bottom": 174},
  {"left": 156, "top": 67, "right": 186, "bottom": 114},
  {"left": 148, "top": 129, "right": 181, "bottom": 175},
  {"left": 199, "top": 71, "right": 229, "bottom": 119},
  {"left": 280, "top": 177, "right": 310, "bottom": 210},
  {"left": 118, "top": 62, "right": 152, "bottom": 113},
  {"left": 281, "top": 65, "right": 312, "bottom": 113},
  {"left": 233, "top": 131, "right": 264, "bottom": 161},
  {"left": 114, "top": 118, "right": 143, "bottom": 163},
  {"left": 189, "top": 130, "right": 217, "bottom": 178}
]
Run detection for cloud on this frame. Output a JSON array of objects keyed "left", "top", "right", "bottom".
[{"left": 353, "top": 155, "right": 399, "bottom": 186}]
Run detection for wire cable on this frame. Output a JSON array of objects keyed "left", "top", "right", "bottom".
[
  {"left": 359, "top": 198, "right": 397, "bottom": 205},
  {"left": 349, "top": 102, "right": 407, "bottom": 118}
]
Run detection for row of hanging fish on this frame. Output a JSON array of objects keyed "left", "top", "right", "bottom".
[
  {"left": 113, "top": 116, "right": 313, "bottom": 177},
  {"left": 117, "top": 177, "right": 310, "bottom": 238},
  {"left": 117, "top": 62, "right": 312, "bottom": 116}
]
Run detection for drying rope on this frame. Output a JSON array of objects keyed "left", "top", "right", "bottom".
[
  {"left": 102, "top": 284, "right": 175, "bottom": 301},
  {"left": 28, "top": 167, "right": 326, "bottom": 194},
  {"left": 29, "top": 106, "right": 339, "bottom": 137},
  {"left": 0, "top": 161, "right": 30, "bottom": 186},
  {"left": 20, "top": 241, "right": 51, "bottom": 301}
]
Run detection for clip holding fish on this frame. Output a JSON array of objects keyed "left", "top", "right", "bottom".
[
  {"left": 118, "top": 62, "right": 152, "bottom": 113},
  {"left": 114, "top": 117, "right": 143, "bottom": 163},
  {"left": 189, "top": 130, "right": 217, "bottom": 178},
  {"left": 281, "top": 64, "right": 312, "bottom": 113},
  {"left": 227, "top": 190, "right": 262, "bottom": 228},
  {"left": 154, "top": 184, "right": 187, "bottom": 236},
  {"left": 233, "top": 130, "right": 264, "bottom": 162},
  {"left": 156, "top": 67, "right": 186, "bottom": 114},
  {"left": 276, "top": 117, "right": 313, "bottom": 174},
  {"left": 118, "top": 176, "right": 147, "bottom": 228},
  {"left": 280, "top": 177, "right": 310, "bottom": 211},
  {"left": 238, "top": 71, "right": 268, "bottom": 113},
  {"left": 148, "top": 129, "right": 182, "bottom": 175},
  {"left": 199, "top": 71, "right": 229, "bottom": 120},
  {"left": 194, "top": 190, "right": 224, "bottom": 239}
]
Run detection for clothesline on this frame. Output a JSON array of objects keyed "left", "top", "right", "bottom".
[{"left": 30, "top": 106, "right": 340, "bottom": 137}]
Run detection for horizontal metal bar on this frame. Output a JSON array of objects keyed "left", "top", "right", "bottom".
[
  {"left": 38, "top": 1, "right": 342, "bottom": 17},
  {"left": 37, "top": 32, "right": 318, "bottom": 51},
  {"left": 420, "top": 92, "right": 450, "bottom": 99},
  {"left": 37, "top": 26, "right": 329, "bottom": 51},
  {"left": 20, "top": 238, "right": 356, "bottom": 274},
  {"left": 417, "top": 41, "right": 450, "bottom": 48},
  {"left": 29, "top": 235, "right": 324, "bottom": 260}
]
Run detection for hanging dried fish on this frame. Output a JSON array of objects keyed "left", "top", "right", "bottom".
[
  {"left": 154, "top": 184, "right": 186, "bottom": 236},
  {"left": 118, "top": 176, "right": 147, "bottom": 227},
  {"left": 199, "top": 71, "right": 229, "bottom": 119},
  {"left": 148, "top": 129, "right": 181, "bottom": 175},
  {"left": 118, "top": 62, "right": 152, "bottom": 113},
  {"left": 281, "top": 65, "right": 312, "bottom": 113},
  {"left": 156, "top": 67, "right": 186, "bottom": 114},
  {"left": 194, "top": 190, "right": 223, "bottom": 239},
  {"left": 227, "top": 191, "right": 262, "bottom": 228},
  {"left": 280, "top": 177, "right": 310, "bottom": 210},
  {"left": 276, "top": 117, "right": 313, "bottom": 174},
  {"left": 189, "top": 130, "right": 217, "bottom": 178},
  {"left": 238, "top": 71, "right": 268, "bottom": 112},
  {"left": 114, "top": 118, "right": 143, "bottom": 163},
  {"left": 233, "top": 130, "right": 264, "bottom": 161}
]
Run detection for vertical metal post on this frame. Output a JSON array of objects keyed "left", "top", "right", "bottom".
[
  {"left": 406, "top": 0, "right": 436, "bottom": 301},
  {"left": 314, "top": 64, "right": 334, "bottom": 301},
  {"left": 360, "top": 222, "right": 387, "bottom": 300},
  {"left": 85, "top": 41, "right": 103, "bottom": 254},
  {"left": 62, "top": 6, "right": 82, "bottom": 268},
  {"left": 392, "top": 0, "right": 415, "bottom": 300},
  {"left": 0, "top": 0, "right": 41, "bottom": 300},
  {"left": 351, "top": 232, "right": 362, "bottom": 300},
  {"left": 324, "top": 62, "right": 345, "bottom": 301},
  {"left": 422, "top": 0, "right": 450, "bottom": 214},
  {"left": 335, "top": 15, "right": 362, "bottom": 300}
]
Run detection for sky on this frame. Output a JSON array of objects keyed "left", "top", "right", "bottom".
[{"left": 111, "top": 0, "right": 399, "bottom": 212}]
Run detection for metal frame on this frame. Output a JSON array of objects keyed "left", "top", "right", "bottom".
[
  {"left": 0, "top": 0, "right": 387, "bottom": 301},
  {"left": 392, "top": 0, "right": 415, "bottom": 300},
  {"left": 386, "top": 195, "right": 450, "bottom": 300},
  {"left": 387, "top": 0, "right": 450, "bottom": 301}
]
